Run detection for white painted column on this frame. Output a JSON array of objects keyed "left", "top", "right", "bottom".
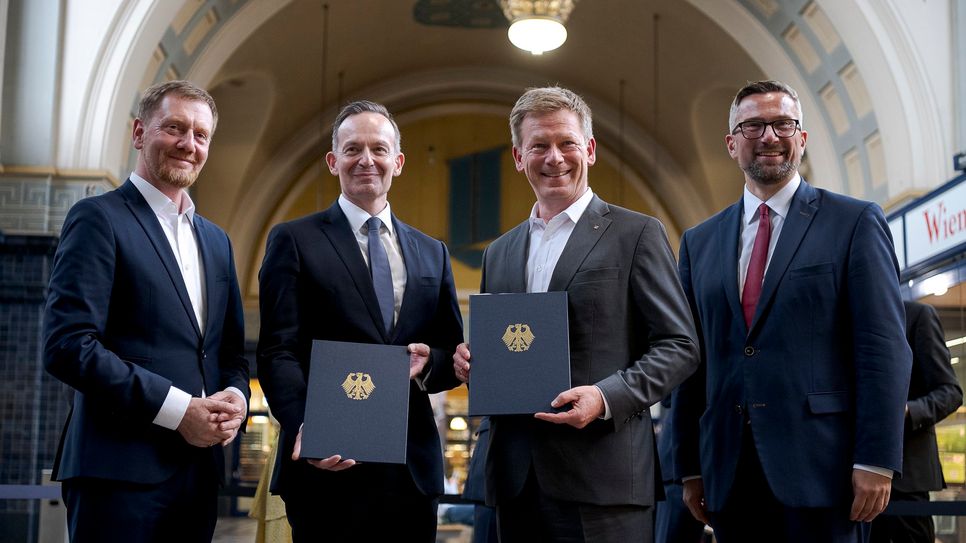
[{"left": 0, "top": 0, "right": 114, "bottom": 235}]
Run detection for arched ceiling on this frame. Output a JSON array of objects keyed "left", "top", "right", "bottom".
[{"left": 181, "top": 0, "right": 766, "bottom": 289}]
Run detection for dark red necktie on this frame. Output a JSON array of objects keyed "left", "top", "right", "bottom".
[{"left": 742, "top": 203, "right": 771, "bottom": 327}]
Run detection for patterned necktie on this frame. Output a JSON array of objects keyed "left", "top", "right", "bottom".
[
  {"left": 742, "top": 203, "right": 771, "bottom": 328},
  {"left": 366, "top": 217, "right": 394, "bottom": 334}
]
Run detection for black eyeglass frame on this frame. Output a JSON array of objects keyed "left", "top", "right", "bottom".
[{"left": 731, "top": 119, "right": 801, "bottom": 139}]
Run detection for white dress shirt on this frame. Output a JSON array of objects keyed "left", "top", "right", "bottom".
[
  {"left": 338, "top": 195, "right": 407, "bottom": 327},
  {"left": 524, "top": 189, "right": 614, "bottom": 417},
  {"left": 526, "top": 188, "right": 595, "bottom": 293},
  {"left": 130, "top": 174, "right": 245, "bottom": 431},
  {"left": 737, "top": 173, "right": 799, "bottom": 296},
  {"left": 337, "top": 195, "right": 436, "bottom": 389}
]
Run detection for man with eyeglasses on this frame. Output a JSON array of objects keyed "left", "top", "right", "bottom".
[{"left": 671, "top": 80, "right": 911, "bottom": 542}]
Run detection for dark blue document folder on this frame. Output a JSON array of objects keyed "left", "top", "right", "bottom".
[
  {"left": 302, "top": 340, "right": 410, "bottom": 464},
  {"left": 468, "top": 292, "right": 571, "bottom": 416}
]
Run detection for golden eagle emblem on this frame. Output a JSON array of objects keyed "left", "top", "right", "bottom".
[
  {"left": 341, "top": 372, "right": 375, "bottom": 400},
  {"left": 502, "top": 323, "right": 535, "bottom": 352}
]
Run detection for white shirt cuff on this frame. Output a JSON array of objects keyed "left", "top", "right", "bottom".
[
  {"left": 595, "top": 385, "right": 612, "bottom": 420},
  {"left": 854, "top": 464, "right": 893, "bottom": 479},
  {"left": 225, "top": 386, "right": 248, "bottom": 418},
  {"left": 152, "top": 386, "right": 191, "bottom": 430},
  {"left": 682, "top": 475, "right": 702, "bottom": 482}
]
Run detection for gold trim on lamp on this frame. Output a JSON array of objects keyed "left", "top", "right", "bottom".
[{"left": 500, "top": 0, "right": 577, "bottom": 55}]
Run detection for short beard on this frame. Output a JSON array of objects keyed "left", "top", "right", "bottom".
[
  {"left": 157, "top": 165, "right": 198, "bottom": 190},
  {"left": 745, "top": 158, "right": 798, "bottom": 186}
]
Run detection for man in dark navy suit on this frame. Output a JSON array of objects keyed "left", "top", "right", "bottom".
[
  {"left": 673, "top": 80, "right": 912, "bottom": 543},
  {"left": 257, "top": 101, "right": 464, "bottom": 542},
  {"left": 656, "top": 394, "right": 705, "bottom": 543},
  {"left": 870, "top": 300, "right": 962, "bottom": 543},
  {"left": 44, "top": 80, "right": 250, "bottom": 542}
]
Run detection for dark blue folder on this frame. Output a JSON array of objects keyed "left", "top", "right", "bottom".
[
  {"left": 301, "top": 340, "right": 410, "bottom": 464},
  {"left": 468, "top": 292, "right": 571, "bottom": 416}
]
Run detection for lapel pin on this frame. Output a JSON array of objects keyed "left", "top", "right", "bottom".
[{"left": 593, "top": 224, "right": 600, "bottom": 230}]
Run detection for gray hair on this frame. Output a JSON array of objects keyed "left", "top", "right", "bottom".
[
  {"left": 728, "top": 80, "right": 803, "bottom": 132},
  {"left": 331, "top": 100, "right": 402, "bottom": 153},
  {"left": 509, "top": 86, "right": 593, "bottom": 148}
]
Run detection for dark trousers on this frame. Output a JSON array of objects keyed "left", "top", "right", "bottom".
[
  {"left": 282, "top": 465, "right": 437, "bottom": 543},
  {"left": 62, "top": 454, "right": 218, "bottom": 543},
  {"left": 474, "top": 504, "right": 499, "bottom": 543},
  {"left": 656, "top": 482, "right": 705, "bottom": 543},
  {"left": 869, "top": 491, "right": 934, "bottom": 543},
  {"left": 709, "top": 429, "right": 869, "bottom": 543},
  {"left": 495, "top": 468, "right": 653, "bottom": 543}
]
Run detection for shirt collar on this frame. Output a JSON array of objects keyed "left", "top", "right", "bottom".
[
  {"left": 129, "top": 172, "right": 195, "bottom": 221},
  {"left": 338, "top": 194, "right": 395, "bottom": 236},
  {"left": 528, "top": 188, "right": 595, "bottom": 227},
  {"left": 742, "top": 172, "right": 800, "bottom": 224}
]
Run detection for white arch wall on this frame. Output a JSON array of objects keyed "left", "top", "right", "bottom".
[
  {"left": 56, "top": 0, "right": 956, "bottom": 209},
  {"left": 686, "top": 0, "right": 842, "bottom": 195},
  {"left": 58, "top": 1, "right": 704, "bottom": 289},
  {"left": 59, "top": 0, "right": 178, "bottom": 172},
  {"left": 687, "top": 0, "right": 953, "bottom": 204},
  {"left": 826, "top": 0, "right": 951, "bottom": 190},
  {"left": 58, "top": 0, "right": 262, "bottom": 176}
]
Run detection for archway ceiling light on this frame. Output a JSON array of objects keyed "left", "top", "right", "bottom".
[{"left": 500, "top": 0, "right": 577, "bottom": 55}]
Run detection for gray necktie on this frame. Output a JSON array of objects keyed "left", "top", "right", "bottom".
[{"left": 366, "top": 216, "right": 394, "bottom": 334}]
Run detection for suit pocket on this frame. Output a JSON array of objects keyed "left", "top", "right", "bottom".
[
  {"left": 807, "top": 391, "right": 850, "bottom": 414},
  {"left": 789, "top": 262, "right": 834, "bottom": 278},
  {"left": 572, "top": 266, "right": 620, "bottom": 284}
]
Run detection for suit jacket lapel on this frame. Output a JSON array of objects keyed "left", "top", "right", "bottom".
[
  {"left": 718, "top": 202, "right": 744, "bottom": 332},
  {"left": 501, "top": 223, "right": 530, "bottom": 294},
  {"left": 391, "top": 217, "right": 420, "bottom": 342},
  {"left": 547, "top": 195, "right": 611, "bottom": 292},
  {"left": 193, "top": 216, "right": 217, "bottom": 339},
  {"left": 119, "top": 180, "right": 202, "bottom": 338},
  {"left": 318, "top": 202, "right": 389, "bottom": 341},
  {"left": 749, "top": 180, "right": 819, "bottom": 333}
]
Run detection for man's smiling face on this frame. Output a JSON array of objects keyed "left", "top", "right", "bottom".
[
  {"left": 726, "top": 91, "right": 807, "bottom": 189},
  {"left": 512, "top": 109, "right": 596, "bottom": 216}
]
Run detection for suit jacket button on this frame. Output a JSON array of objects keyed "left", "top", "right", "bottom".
[
  {"left": 744, "top": 346, "right": 755, "bottom": 356},
  {"left": 735, "top": 405, "right": 743, "bottom": 415}
]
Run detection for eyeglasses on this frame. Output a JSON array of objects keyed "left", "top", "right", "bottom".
[{"left": 731, "top": 119, "right": 801, "bottom": 139}]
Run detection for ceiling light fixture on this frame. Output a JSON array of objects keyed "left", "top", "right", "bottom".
[{"left": 500, "top": 0, "right": 577, "bottom": 55}]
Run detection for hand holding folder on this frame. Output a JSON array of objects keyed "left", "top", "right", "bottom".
[{"left": 300, "top": 340, "right": 411, "bottom": 465}]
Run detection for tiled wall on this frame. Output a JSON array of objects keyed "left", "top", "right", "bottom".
[{"left": 0, "top": 233, "right": 65, "bottom": 543}]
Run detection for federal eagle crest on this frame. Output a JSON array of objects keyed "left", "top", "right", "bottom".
[
  {"left": 502, "top": 323, "right": 534, "bottom": 352},
  {"left": 341, "top": 372, "right": 375, "bottom": 400}
]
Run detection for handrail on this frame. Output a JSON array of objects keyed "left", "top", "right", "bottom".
[{"left": 1, "top": 484, "right": 964, "bottom": 516}]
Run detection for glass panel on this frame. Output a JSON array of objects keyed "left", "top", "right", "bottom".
[{"left": 918, "top": 269, "right": 966, "bottom": 542}]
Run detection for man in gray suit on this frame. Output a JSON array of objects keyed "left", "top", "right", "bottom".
[{"left": 453, "top": 86, "right": 700, "bottom": 543}]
